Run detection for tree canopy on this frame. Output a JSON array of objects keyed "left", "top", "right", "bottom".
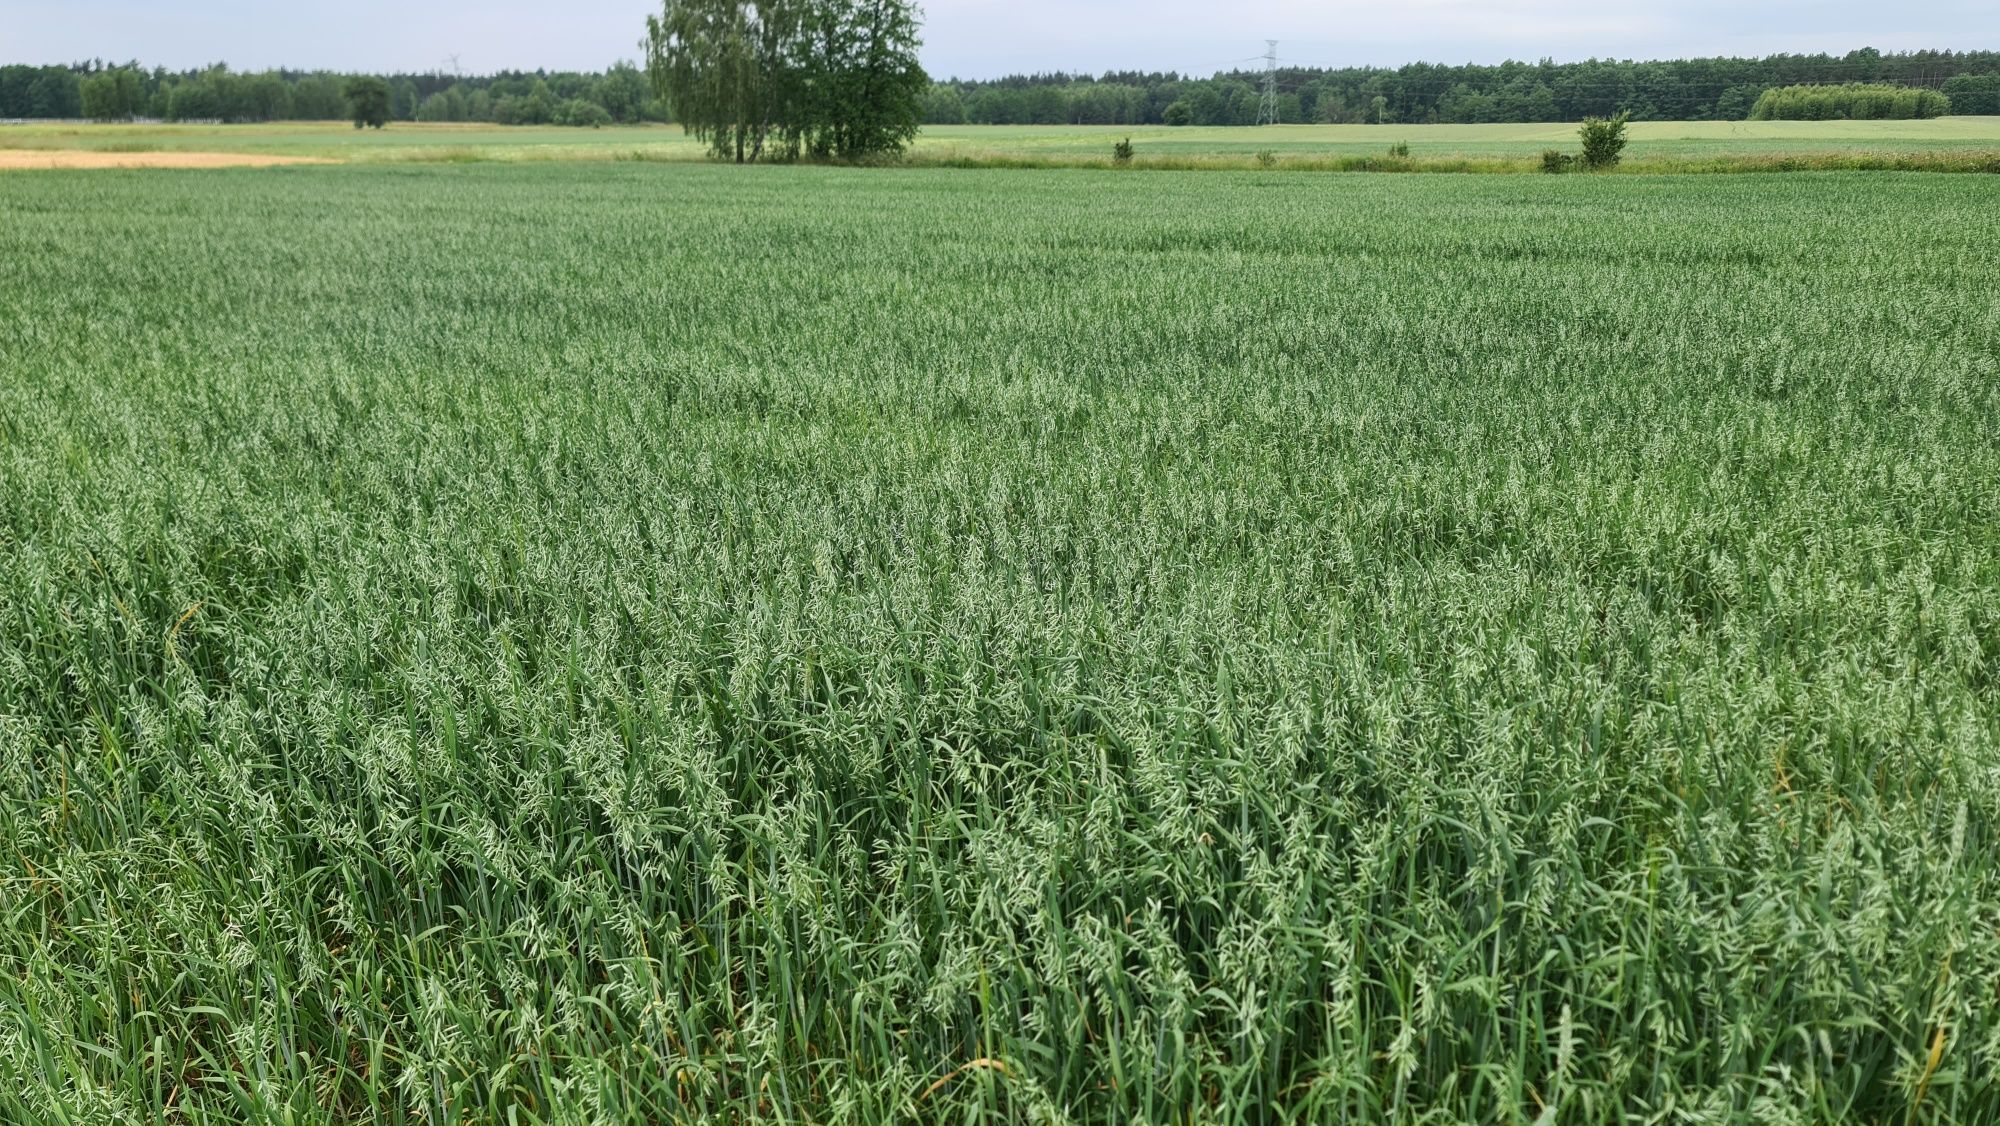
[
  {"left": 1944, "top": 73, "right": 2000, "bottom": 115},
  {"left": 646, "top": 0, "right": 926, "bottom": 162},
  {"left": 343, "top": 76, "right": 392, "bottom": 129}
]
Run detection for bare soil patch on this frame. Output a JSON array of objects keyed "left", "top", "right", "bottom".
[{"left": 0, "top": 150, "right": 337, "bottom": 170}]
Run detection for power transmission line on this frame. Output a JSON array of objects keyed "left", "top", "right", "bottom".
[{"left": 1257, "top": 41, "right": 1280, "bottom": 125}]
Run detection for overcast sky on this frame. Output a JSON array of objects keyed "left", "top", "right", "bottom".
[{"left": 5, "top": 0, "right": 1994, "bottom": 78}]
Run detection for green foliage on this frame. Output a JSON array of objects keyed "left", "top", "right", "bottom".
[
  {"left": 920, "top": 49, "right": 2000, "bottom": 127},
  {"left": 1941, "top": 73, "right": 2000, "bottom": 116},
  {"left": 920, "top": 81, "right": 967, "bottom": 124},
  {"left": 1714, "top": 83, "right": 1767, "bottom": 120},
  {"left": 798, "top": 0, "right": 928, "bottom": 160},
  {"left": 646, "top": 0, "right": 927, "bottom": 161},
  {"left": 343, "top": 75, "right": 392, "bottom": 129},
  {"left": 1540, "top": 147, "right": 1576, "bottom": 173},
  {"left": 1387, "top": 140, "right": 1410, "bottom": 157},
  {"left": 149, "top": 69, "right": 297, "bottom": 123},
  {"left": 4, "top": 63, "right": 661, "bottom": 128},
  {"left": 645, "top": 0, "right": 784, "bottom": 161},
  {"left": 3, "top": 165, "right": 1999, "bottom": 1123},
  {"left": 1750, "top": 83, "right": 1953, "bottom": 120},
  {"left": 492, "top": 81, "right": 558, "bottom": 125},
  {"left": 13, "top": 48, "right": 2000, "bottom": 130},
  {"left": 392, "top": 78, "right": 420, "bottom": 122},
  {"left": 0, "top": 65, "right": 81, "bottom": 118},
  {"left": 554, "top": 97, "right": 614, "bottom": 127},
  {"left": 593, "top": 63, "right": 655, "bottom": 123},
  {"left": 165, "top": 80, "right": 223, "bottom": 122},
  {"left": 79, "top": 68, "right": 142, "bottom": 120},
  {"left": 79, "top": 72, "right": 117, "bottom": 120},
  {"left": 1579, "top": 111, "right": 1630, "bottom": 168},
  {"left": 1254, "top": 148, "right": 1277, "bottom": 168},
  {"left": 416, "top": 87, "right": 469, "bottom": 123},
  {"left": 1111, "top": 136, "right": 1133, "bottom": 165},
  {"left": 290, "top": 74, "right": 347, "bottom": 119}
]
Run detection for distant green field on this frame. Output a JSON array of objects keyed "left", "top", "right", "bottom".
[
  {"left": 3, "top": 164, "right": 1998, "bottom": 1122},
  {"left": 919, "top": 117, "right": 2000, "bottom": 160},
  {"left": 6, "top": 116, "right": 2000, "bottom": 168}
]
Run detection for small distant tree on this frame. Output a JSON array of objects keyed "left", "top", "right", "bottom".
[
  {"left": 417, "top": 87, "right": 470, "bottom": 123},
  {"left": 593, "top": 62, "right": 653, "bottom": 123},
  {"left": 920, "top": 83, "right": 966, "bottom": 124},
  {"left": 492, "top": 81, "right": 557, "bottom": 125},
  {"left": 291, "top": 75, "right": 347, "bottom": 119},
  {"left": 392, "top": 79, "right": 420, "bottom": 122},
  {"left": 239, "top": 72, "right": 292, "bottom": 121},
  {"left": 554, "top": 97, "right": 613, "bottom": 127},
  {"left": 1162, "top": 100, "right": 1192, "bottom": 126},
  {"left": 165, "top": 80, "right": 222, "bottom": 122},
  {"left": 1713, "top": 84, "right": 1765, "bottom": 121},
  {"left": 81, "top": 70, "right": 139, "bottom": 120},
  {"left": 1112, "top": 136, "right": 1133, "bottom": 165},
  {"left": 344, "top": 76, "right": 391, "bottom": 129},
  {"left": 1579, "top": 112, "right": 1629, "bottom": 169}
]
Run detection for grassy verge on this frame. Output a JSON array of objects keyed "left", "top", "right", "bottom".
[
  {"left": 8, "top": 119, "right": 2000, "bottom": 172},
  {"left": 896, "top": 148, "right": 2000, "bottom": 174}
]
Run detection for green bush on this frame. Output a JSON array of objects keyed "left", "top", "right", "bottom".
[
  {"left": 1162, "top": 100, "right": 1192, "bottom": 126},
  {"left": 554, "top": 98, "right": 612, "bottom": 128},
  {"left": 1254, "top": 149, "right": 1277, "bottom": 169},
  {"left": 1112, "top": 137, "right": 1133, "bottom": 165},
  {"left": 1579, "top": 112, "right": 1629, "bottom": 170},
  {"left": 1749, "top": 83, "right": 1952, "bottom": 121},
  {"left": 1388, "top": 141, "right": 1410, "bottom": 158},
  {"left": 1541, "top": 148, "right": 1576, "bottom": 174}
]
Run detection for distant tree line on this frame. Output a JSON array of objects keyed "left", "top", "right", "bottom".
[
  {"left": 920, "top": 48, "right": 2000, "bottom": 126},
  {"left": 0, "top": 61, "right": 668, "bottom": 125},
  {"left": 1749, "top": 84, "right": 1953, "bottom": 121},
  {"left": 10, "top": 46, "right": 1999, "bottom": 128}
]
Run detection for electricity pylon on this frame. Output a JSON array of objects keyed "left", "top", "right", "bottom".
[{"left": 1257, "top": 41, "right": 1280, "bottom": 125}]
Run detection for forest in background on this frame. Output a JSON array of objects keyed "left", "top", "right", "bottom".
[
  {"left": 4, "top": 47, "right": 1999, "bottom": 125},
  {"left": 925, "top": 48, "right": 2000, "bottom": 125},
  {"left": 0, "top": 63, "right": 664, "bottom": 125}
]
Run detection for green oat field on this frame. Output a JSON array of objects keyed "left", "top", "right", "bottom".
[
  {"left": 6, "top": 116, "right": 2000, "bottom": 169},
  {"left": 2, "top": 164, "right": 1999, "bottom": 1122}
]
